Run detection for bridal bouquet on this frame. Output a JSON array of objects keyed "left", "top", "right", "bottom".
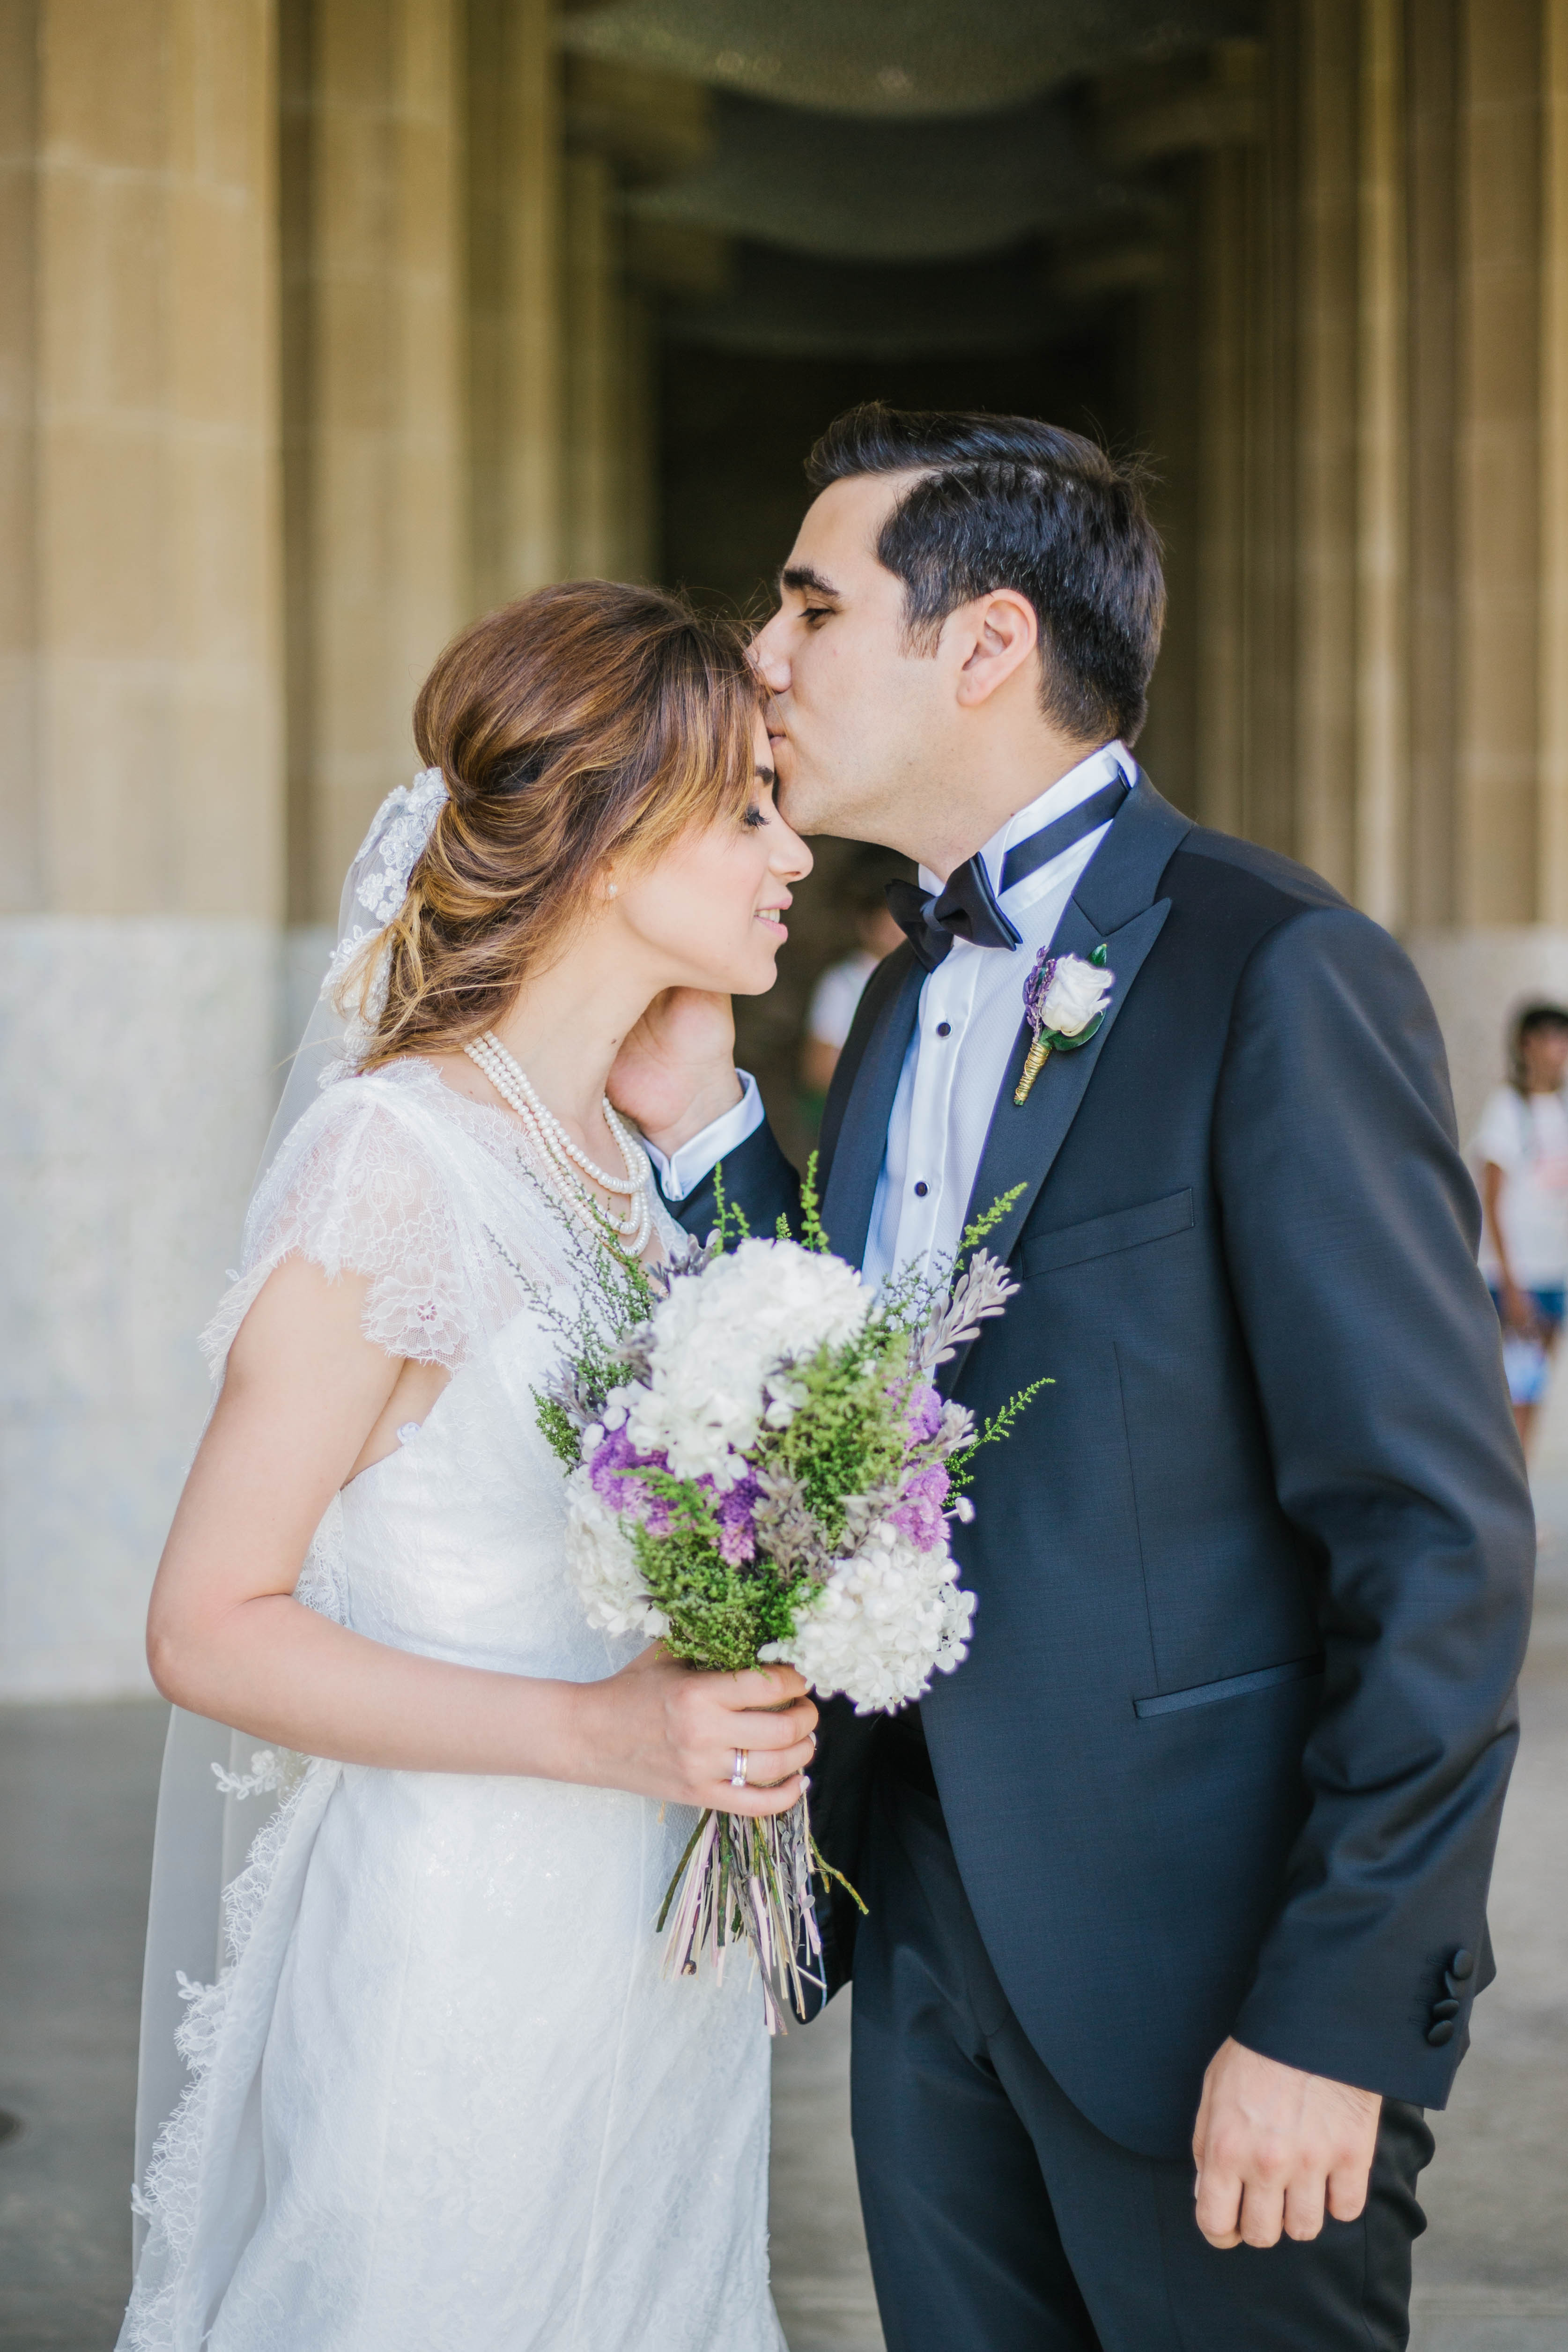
[{"left": 532, "top": 1168, "right": 1043, "bottom": 2027}]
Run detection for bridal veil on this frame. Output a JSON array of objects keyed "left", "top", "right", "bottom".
[{"left": 130, "top": 772, "right": 449, "bottom": 2256}]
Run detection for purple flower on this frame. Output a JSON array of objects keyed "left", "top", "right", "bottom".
[
  {"left": 589, "top": 1429, "right": 762, "bottom": 1561},
  {"left": 589, "top": 1426, "right": 673, "bottom": 1532},
  {"left": 891, "top": 1461, "right": 951, "bottom": 1552},
  {"left": 904, "top": 1383, "right": 943, "bottom": 1444},
  {"left": 708, "top": 1471, "right": 761, "bottom": 1566},
  {"left": 1023, "top": 948, "right": 1057, "bottom": 1033},
  {"left": 588, "top": 1424, "right": 641, "bottom": 1503}
]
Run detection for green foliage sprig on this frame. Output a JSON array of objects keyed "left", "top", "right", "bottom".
[{"left": 947, "top": 1376, "right": 1054, "bottom": 1492}]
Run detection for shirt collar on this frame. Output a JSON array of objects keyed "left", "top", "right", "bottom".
[{"left": 917, "top": 741, "right": 1130, "bottom": 900}]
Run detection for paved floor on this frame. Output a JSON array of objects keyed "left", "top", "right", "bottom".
[
  {"left": 1, "top": 1552, "right": 1563, "bottom": 2350},
  {"left": 0, "top": 1700, "right": 167, "bottom": 2351}
]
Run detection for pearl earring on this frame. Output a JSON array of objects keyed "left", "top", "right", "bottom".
[{"left": 606, "top": 882, "right": 618, "bottom": 899}]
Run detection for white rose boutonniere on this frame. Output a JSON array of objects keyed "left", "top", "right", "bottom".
[{"left": 1014, "top": 946, "right": 1115, "bottom": 1104}]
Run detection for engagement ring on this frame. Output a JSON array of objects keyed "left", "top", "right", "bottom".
[{"left": 730, "top": 1749, "right": 749, "bottom": 1788}]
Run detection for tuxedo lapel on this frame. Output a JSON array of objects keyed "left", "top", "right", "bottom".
[
  {"left": 820, "top": 946, "right": 923, "bottom": 1264},
  {"left": 942, "top": 774, "right": 1191, "bottom": 1392}
]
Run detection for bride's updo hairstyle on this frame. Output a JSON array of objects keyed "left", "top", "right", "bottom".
[{"left": 354, "top": 580, "right": 759, "bottom": 1069}]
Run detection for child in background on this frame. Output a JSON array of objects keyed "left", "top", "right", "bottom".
[{"left": 1473, "top": 999, "right": 1568, "bottom": 1453}]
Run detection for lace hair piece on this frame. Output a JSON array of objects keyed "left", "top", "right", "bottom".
[
  {"left": 256, "top": 770, "right": 450, "bottom": 1185},
  {"left": 325, "top": 768, "right": 449, "bottom": 1076}
]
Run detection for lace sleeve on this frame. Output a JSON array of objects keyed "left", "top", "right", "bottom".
[{"left": 201, "top": 1078, "right": 481, "bottom": 1378}]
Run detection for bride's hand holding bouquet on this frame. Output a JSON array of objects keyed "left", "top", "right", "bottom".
[{"left": 565, "top": 1645, "right": 817, "bottom": 1818}]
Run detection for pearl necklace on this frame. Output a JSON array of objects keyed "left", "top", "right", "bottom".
[{"left": 464, "top": 1031, "right": 653, "bottom": 1255}]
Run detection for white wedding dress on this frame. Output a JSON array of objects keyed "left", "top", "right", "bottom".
[{"left": 120, "top": 1057, "right": 785, "bottom": 2352}]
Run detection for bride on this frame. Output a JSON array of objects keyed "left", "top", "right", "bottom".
[{"left": 119, "top": 581, "right": 817, "bottom": 2352}]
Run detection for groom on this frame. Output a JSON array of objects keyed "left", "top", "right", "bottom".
[{"left": 613, "top": 405, "right": 1535, "bottom": 2349}]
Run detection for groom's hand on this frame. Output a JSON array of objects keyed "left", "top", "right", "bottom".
[
  {"left": 1192, "top": 2038, "right": 1382, "bottom": 2248},
  {"left": 608, "top": 987, "right": 743, "bottom": 1155}
]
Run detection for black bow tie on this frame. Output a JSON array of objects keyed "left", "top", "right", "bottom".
[{"left": 885, "top": 775, "right": 1129, "bottom": 972}]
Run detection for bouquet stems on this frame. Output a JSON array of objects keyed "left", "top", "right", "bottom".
[{"left": 657, "top": 1791, "right": 843, "bottom": 2034}]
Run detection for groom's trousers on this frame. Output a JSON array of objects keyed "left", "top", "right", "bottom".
[{"left": 850, "top": 1767, "right": 1435, "bottom": 2352}]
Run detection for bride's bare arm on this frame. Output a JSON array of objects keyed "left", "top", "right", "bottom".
[{"left": 147, "top": 1255, "right": 814, "bottom": 1813}]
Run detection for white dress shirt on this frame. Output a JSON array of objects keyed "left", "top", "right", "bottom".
[{"left": 645, "top": 743, "right": 1132, "bottom": 1289}]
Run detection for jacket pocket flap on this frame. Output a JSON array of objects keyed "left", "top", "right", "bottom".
[
  {"left": 1133, "top": 1653, "right": 1324, "bottom": 1720},
  {"left": 1021, "top": 1187, "right": 1194, "bottom": 1278}
]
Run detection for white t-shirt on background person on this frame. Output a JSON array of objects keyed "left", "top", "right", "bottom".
[
  {"left": 805, "top": 950, "right": 880, "bottom": 1053},
  {"left": 1472, "top": 1084, "right": 1568, "bottom": 1287}
]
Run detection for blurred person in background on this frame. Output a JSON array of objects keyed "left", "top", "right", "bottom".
[
  {"left": 799, "top": 844, "right": 911, "bottom": 1112},
  {"left": 1474, "top": 1000, "right": 1568, "bottom": 1453}
]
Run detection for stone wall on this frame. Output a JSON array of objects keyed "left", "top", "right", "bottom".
[
  {"left": 0, "top": 921, "right": 276, "bottom": 1696},
  {"left": 0, "top": 0, "right": 283, "bottom": 1697}
]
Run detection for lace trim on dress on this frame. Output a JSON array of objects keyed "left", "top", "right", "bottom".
[
  {"left": 201, "top": 1059, "right": 599, "bottom": 1383},
  {"left": 123, "top": 1759, "right": 343, "bottom": 2352}
]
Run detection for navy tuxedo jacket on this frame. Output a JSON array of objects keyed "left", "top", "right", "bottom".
[{"left": 670, "top": 775, "right": 1534, "bottom": 2160}]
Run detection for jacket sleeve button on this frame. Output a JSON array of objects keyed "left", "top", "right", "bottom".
[
  {"left": 1427, "top": 2019, "right": 1456, "bottom": 2046},
  {"left": 1431, "top": 1997, "right": 1461, "bottom": 2020},
  {"left": 1450, "top": 1947, "right": 1475, "bottom": 1982}
]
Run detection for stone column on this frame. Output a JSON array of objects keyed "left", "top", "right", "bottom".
[
  {"left": 0, "top": 0, "right": 283, "bottom": 1694},
  {"left": 1353, "top": 0, "right": 1409, "bottom": 930},
  {"left": 1195, "top": 143, "right": 1250, "bottom": 840},
  {"left": 1134, "top": 160, "right": 1201, "bottom": 817},
  {"left": 562, "top": 147, "right": 623, "bottom": 579},
  {"left": 280, "top": 0, "right": 470, "bottom": 926},
  {"left": 561, "top": 141, "right": 658, "bottom": 584},
  {"left": 1409, "top": 0, "right": 1561, "bottom": 1136},
  {"left": 1454, "top": 0, "right": 1542, "bottom": 928},
  {"left": 1405, "top": 0, "right": 1461, "bottom": 937},
  {"left": 1540, "top": 0, "right": 1568, "bottom": 921},
  {"left": 618, "top": 281, "right": 658, "bottom": 584},
  {"left": 1293, "top": 0, "right": 1360, "bottom": 899},
  {"left": 468, "top": 0, "right": 562, "bottom": 612},
  {"left": 1135, "top": 41, "right": 1274, "bottom": 835},
  {"left": 0, "top": 1, "right": 40, "bottom": 902}
]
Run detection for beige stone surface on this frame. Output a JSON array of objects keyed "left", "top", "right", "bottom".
[
  {"left": 0, "top": 913, "right": 278, "bottom": 1699},
  {"left": 1457, "top": 0, "right": 1544, "bottom": 928},
  {"left": 563, "top": 146, "right": 623, "bottom": 581},
  {"left": 282, "top": 0, "right": 467, "bottom": 921},
  {"left": 468, "top": 0, "right": 562, "bottom": 612},
  {"left": 8, "top": 0, "right": 283, "bottom": 922},
  {"left": 1540, "top": 0, "right": 1568, "bottom": 923}
]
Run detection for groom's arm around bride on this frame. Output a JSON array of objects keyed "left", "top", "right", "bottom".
[{"left": 614, "top": 403, "right": 1534, "bottom": 2352}]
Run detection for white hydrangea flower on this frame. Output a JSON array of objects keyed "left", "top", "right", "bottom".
[
  {"left": 622, "top": 1238, "right": 870, "bottom": 1486},
  {"left": 762, "top": 1519, "right": 977, "bottom": 1713},
  {"left": 564, "top": 1468, "right": 669, "bottom": 1640}
]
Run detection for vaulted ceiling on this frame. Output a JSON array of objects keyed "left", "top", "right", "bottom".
[
  {"left": 562, "top": 0, "right": 1253, "bottom": 118},
  {"left": 562, "top": 0, "right": 1265, "bottom": 354}
]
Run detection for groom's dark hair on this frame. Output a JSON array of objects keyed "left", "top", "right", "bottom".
[{"left": 806, "top": 404, "right": 1164, "bottom": 746}]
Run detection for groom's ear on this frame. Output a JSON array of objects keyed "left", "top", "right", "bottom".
[{"left": 950, "top": 588, "right": 1039, "bottom": 709}]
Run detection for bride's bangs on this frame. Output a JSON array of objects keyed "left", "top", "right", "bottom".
[{"left": 610, "top": 633, "right": 759, "bottom": 872}]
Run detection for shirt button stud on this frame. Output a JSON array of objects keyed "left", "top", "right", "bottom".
[
  {"left": 936, "top": 1021, "right": 951, "bottom": 1037},
  {"left": 914, "top": 1181, "right": 929, "bottom": 1198}
]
